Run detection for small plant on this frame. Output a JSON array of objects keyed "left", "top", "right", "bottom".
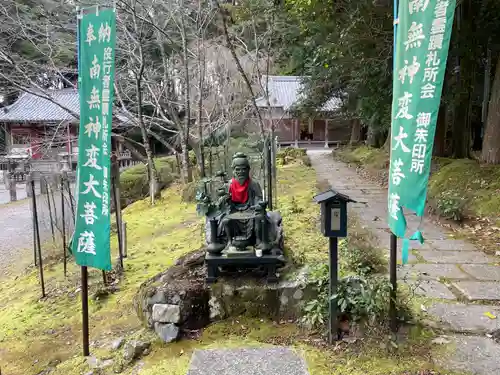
[
  {"left": 302, "top": 264, "right": 401, "bottom": 329},
  {"left": 436, "top": 191, "right": 465, "bottom": 221},
  {"left": 289, "top": 197, "right": 304, "bottom": 214},
  {"left": 302, "top": 263, "right": 329, "bottom": 327},
  {"left": 339, "top": 238, "right": 385, "bottom": 276}
]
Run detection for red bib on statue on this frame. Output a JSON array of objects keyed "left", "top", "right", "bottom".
[{"left": 229, "top": 178, "right": 250, "bottom": 203}]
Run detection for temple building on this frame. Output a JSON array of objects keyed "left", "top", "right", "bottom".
[
  {"left": 0, "top": 88, "right": 137, "bottom": 177},
  {"left": 255, "top": 75, "right": 352, "bottom": 147}
]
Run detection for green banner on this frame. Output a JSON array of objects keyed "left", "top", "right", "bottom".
[
  {"left": 71, "top": 8, "right": 117, "bottom": 271},
  {"left": 387, "top": 1, "right": 456, "bottom": 253}
]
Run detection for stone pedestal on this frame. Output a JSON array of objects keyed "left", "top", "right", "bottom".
[
  {"left": 205, "top": 248, "right": 285, "bottom": 284},
  {"left": 134, "top": 249, "right": 314, "bottom": 343}
]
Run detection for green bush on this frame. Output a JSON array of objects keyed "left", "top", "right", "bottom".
[
  {"left": 120, "top": 156, "right": 179, "bottom": 207},
  {"left": 339, "top": 238, "right": 385, "bottom": 276},
  {"left": 301, "top": 236, "right": 408, "bottom": 330},
  {"left": 302, "top": 264, "right": 412, "bottom": 329},
  {"left": 435, "top": 191, "right": 465, "bottom": 221}
]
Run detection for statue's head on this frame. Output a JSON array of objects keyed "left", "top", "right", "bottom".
[{"left": 231, "top": 152, "right": 250, "bottom": 185}]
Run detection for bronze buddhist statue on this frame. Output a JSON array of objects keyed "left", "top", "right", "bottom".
[{"left": 197, "top": 152, "right": 285, "bottom": 283}]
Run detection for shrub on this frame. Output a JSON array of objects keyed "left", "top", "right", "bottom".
[
  {"left": 302, "top": 236, "right": 408, "bottom": 330},
  {"left": 120, "top": 156, "right": 179, "bottom": 207},
  {"left": 435, "top": 191, "right": 465, "bottom": 221},
  {"left": 339, "top": 238, "right": 385, "bottom": 276},
  {"left": 302, "top": 263, "right": 411, "bottom": 329},
  {"left": 277, "top": 147, "right": 310, "bottom": 166}
]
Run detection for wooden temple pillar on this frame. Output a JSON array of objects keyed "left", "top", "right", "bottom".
[
  {"left": 324, "top": 119, "right": 330, "bottom": 148},
  {"left": 294, "top": 119, "right": 299, "bottom": 148}
]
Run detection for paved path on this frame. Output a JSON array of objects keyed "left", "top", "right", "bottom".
[{"left": 309, "top": 149, "right": 500, "bottom": 375}]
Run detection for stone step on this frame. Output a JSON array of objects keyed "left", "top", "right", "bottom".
[{"left": 187, "top": 347, "right": 309, "bottom": 375}]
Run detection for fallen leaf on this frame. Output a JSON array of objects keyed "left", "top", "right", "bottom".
[{"left": 484, "top": 311, "right": 497, "bottom": 320}]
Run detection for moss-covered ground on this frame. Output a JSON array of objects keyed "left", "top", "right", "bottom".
[
  {"left": 335, "top": 145, "right": 500, "bottom": 254},
  {"left": 0, "top": 158, "right": 466, "bottom": 375}
]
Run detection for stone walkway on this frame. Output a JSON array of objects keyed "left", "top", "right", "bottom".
[
  {"left": 308, "top": 149, "right": 500, "bottom": 375},
  {"left": 187, "top": 347, "right": 309, "bottom": 375}
]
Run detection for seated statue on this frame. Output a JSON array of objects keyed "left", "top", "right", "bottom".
[{"left": 204, "top": 152, "right": 283, "bottom": 254}]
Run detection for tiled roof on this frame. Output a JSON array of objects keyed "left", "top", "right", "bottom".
[
  {"left": 0, "top": 88, "right": 80, "bottom": 122},
  {"left": 0, "top": 88, "right": 132, "bottom": 124},
  {"left": 255, "top": 75, "right": 342, "bottom": 112}
]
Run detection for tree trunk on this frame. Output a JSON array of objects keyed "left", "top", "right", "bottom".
[
  {"left": 382, "top": 131, "right": 391, "bottom": 151},
  {"left": 482, "top": 58, "right": 500, "bottom": 163},
  {"left": 196, "top": 1, "right": 206, "bottom": 178},
  {"left": 180, "top": 137, "right": 191, "bottom": 183},
  {"left": 180, "top": 8, "right": 193, "bottom": 183},
  {"left": 452, "top": 93, "right": 472, "bottom": 158},
  {"left": 349, "top": 118, "right": 362, "bottom": 145},
  {"left": 433, "top": 105, "right": 447, "bottom": 156},
  {"left": 131, "top": 9, "right": 160, "bottom": 204},
  {"left": 366, "top": 126, "right": 377, "bottom": 147},
  {"left": 190, "top": 138, "right": 204, "bottom": 176},
  {"left": 451, "top": 1, "right": 473, "bottom": 159},
  {"left": 216, "top": 1, "right": 266, "bottom": 139}
]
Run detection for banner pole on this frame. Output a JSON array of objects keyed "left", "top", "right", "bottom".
[
  {"left": 31, "top": 178, "right": 38, "bottom": 267},
  {"left": 81, "top": 266, "right": 90, "bottom": 356},
  {"left": 32, "top": 179, "right": 46, "bottom": 298},
  {"left": 328, "top": 236, "right": 339, "bottom": 344},
  {"left": 389, "top": 0, "right": 399, "bottom": 335},
  {"left": 61, "top": 175, "right": 67, "bottom": 277},
  {"left": 111, "top": 138, "right": 124, "bottom": 270}
]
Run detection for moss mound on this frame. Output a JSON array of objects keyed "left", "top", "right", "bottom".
[{"left": 428, "top": 158, "right": 500, "bottom": 218}]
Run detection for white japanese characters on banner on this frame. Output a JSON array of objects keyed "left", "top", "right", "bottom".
[{"left": 70, "top": 8, "right": 117, "bottom": 271}]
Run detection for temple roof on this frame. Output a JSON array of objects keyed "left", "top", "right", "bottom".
[
  {"left": 0, "top": 88, "right": 130, "bottom": 123},
  {"left": 255, "top": 75, "right": 342, "bottom": 112}
]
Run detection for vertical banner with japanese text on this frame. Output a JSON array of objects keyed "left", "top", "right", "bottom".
[
  {"left": 71, "top": 7, "right": 117, "bottom": 270},
  {"left": 387, "top": 1, "right": 456, "bottom": 251}
]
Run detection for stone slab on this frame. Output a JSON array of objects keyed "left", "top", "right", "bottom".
[
  {"left": 427, "top": 303, "right": 500, "bottom": 333},
  {"left": 408, "top": 279, "right": 456, "bottom": 300},
  {"left": 396, "top": 250, "right": 419, "bottom": 264},
  {"left": 419, "top": 250, "right": 492, "bottom": 264},
  {"left": 461, "top": 264, "right": 500, "bottom": 281},
  {"left": 187, "top": 347, "right": 309, "bottom": 375},
  {"left": 426, "top": 239, "right": 477, "bottom": 251},
  {"left": 452, "top": 281, "right": 500, "bottom": 301},
  {"left": 443, "top": 334, "right": 500, "bottom": 375},
  {"left": 398, "top": 263, "right": 469, "bottom": 280}
]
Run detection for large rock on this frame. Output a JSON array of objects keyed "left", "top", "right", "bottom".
[
  {"left": 135, "top": 249, "right": 210, "bottom": 331},
  {"left": 123, "top": 340, "right": 151, "bottom": 362},
  {"left": 134, "top": 249, "right": 315, "bottom": 338},
  {"left": 152, "top": 304, "right": 181, "bottom": 323},
  {"left": 154, "top": 322, "right": 180, "bottom": 343}
]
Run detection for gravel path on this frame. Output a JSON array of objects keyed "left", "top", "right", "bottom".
[
  {"left": 0, "top": 183, "right": 75, "bottom": 277},
  {"left": 308, "top": 149, "right": 500, "bottom": 375},
  {"left": 0, "top": 197, "right": 35, "bottom": 276}
]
